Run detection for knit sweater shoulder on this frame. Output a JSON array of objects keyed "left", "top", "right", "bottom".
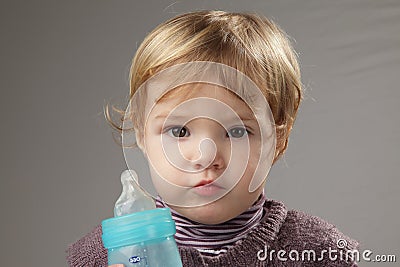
[{"left": 67, "top": 199, "right": 359, "bottom": 267}]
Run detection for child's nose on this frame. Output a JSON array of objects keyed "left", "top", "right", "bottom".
[{"left": 191, "top": 137, "right": 226, "bottom": 171}]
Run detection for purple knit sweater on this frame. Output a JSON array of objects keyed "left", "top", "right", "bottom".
[{"left": 67, "top": 199, "right": 359, "bottom": 266}]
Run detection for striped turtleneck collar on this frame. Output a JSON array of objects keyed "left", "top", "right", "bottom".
[{"left": 156, "top": 194, "right": 267, "bottom": 256}]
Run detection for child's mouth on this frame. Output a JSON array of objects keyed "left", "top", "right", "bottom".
[{"left": 193, "top": 180, "right": 225, "bottom": 197}]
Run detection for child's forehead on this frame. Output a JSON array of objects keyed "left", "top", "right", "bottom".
[
  {"left": 158, "top": 83, "right": 241, "bottom": 103},
  {"left": 138, "top": 62, "right": 266, "bottom": 116},
  {"left": 146, "top": 93, "right": 257, "bottom": 132},
  {"left": 130, "top": 62, "right": 275, "bottom": 130},
  {"left": 153, "top": 83, "right": 254, "bottom": 116}
]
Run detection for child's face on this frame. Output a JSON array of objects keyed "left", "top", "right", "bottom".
[{"left": 143, "top": 84, "right": 265, "bottom": 224}]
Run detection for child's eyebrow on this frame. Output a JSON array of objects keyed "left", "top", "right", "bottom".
[
  {"left": 154, "top": 113, "right": 256, "bottom": 122},
  {"left": 225, "top": 117, "right": 257, "bottom": 125},
  {"left": 154, "top": 114, "right": 187, "bottom": 120}
]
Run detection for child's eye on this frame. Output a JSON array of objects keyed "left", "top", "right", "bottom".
[
  {"left": 167, "top": 126, "right": 190, "bottom": 138},
  {"left": 227, "top": 127, "right": 249, "bottom": 138}
]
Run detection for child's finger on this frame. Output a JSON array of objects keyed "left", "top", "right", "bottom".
[{"left": 108, "top": 265, "right": 124, "bottom": 267}]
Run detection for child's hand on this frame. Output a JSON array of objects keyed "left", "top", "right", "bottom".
[{"left": 109, "top": 265, "right": 124, "bottom": 267}]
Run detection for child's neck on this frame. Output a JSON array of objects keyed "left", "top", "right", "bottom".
[{"left": 155, "top": 193, "right": 266, "bottom": 256}]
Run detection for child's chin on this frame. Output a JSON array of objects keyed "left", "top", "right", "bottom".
[{"left": 172, "top": 202, "right": 236, "bottom": 225}]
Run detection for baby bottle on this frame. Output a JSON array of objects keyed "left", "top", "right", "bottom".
[{"left": 102, "top": 170, "right": 182, "bottom": 267}]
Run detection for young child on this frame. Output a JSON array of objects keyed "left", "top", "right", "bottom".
[{"left": 67, "top": 10, "right": 359, "bottom": 266}]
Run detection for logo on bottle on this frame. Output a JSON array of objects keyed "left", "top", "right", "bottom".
[{"left": 129, "top": 256, "right": 141, "bottom": 264}]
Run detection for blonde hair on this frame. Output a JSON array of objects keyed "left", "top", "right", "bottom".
[{"left": 106, "top": 10, "right": 302, "bottom": 162}]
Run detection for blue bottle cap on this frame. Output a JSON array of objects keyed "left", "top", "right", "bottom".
[{"left": 102, "top": 208, "right": 176, "bottom": 249}]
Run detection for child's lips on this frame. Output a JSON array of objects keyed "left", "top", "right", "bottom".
[
  {"left": 194, "top": 179, "right": 214, "bottom": 187},
  {"left": 192, "top": 180, "right": 225, "bottom": 196}
]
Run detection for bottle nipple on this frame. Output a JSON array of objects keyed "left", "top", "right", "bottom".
[{"left": 114, "top": 170, "right": 156, "bottom": 217}]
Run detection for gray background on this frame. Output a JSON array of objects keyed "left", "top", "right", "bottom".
[{"left": 0, "top": 0, "right": 399, "bottom": 266}]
